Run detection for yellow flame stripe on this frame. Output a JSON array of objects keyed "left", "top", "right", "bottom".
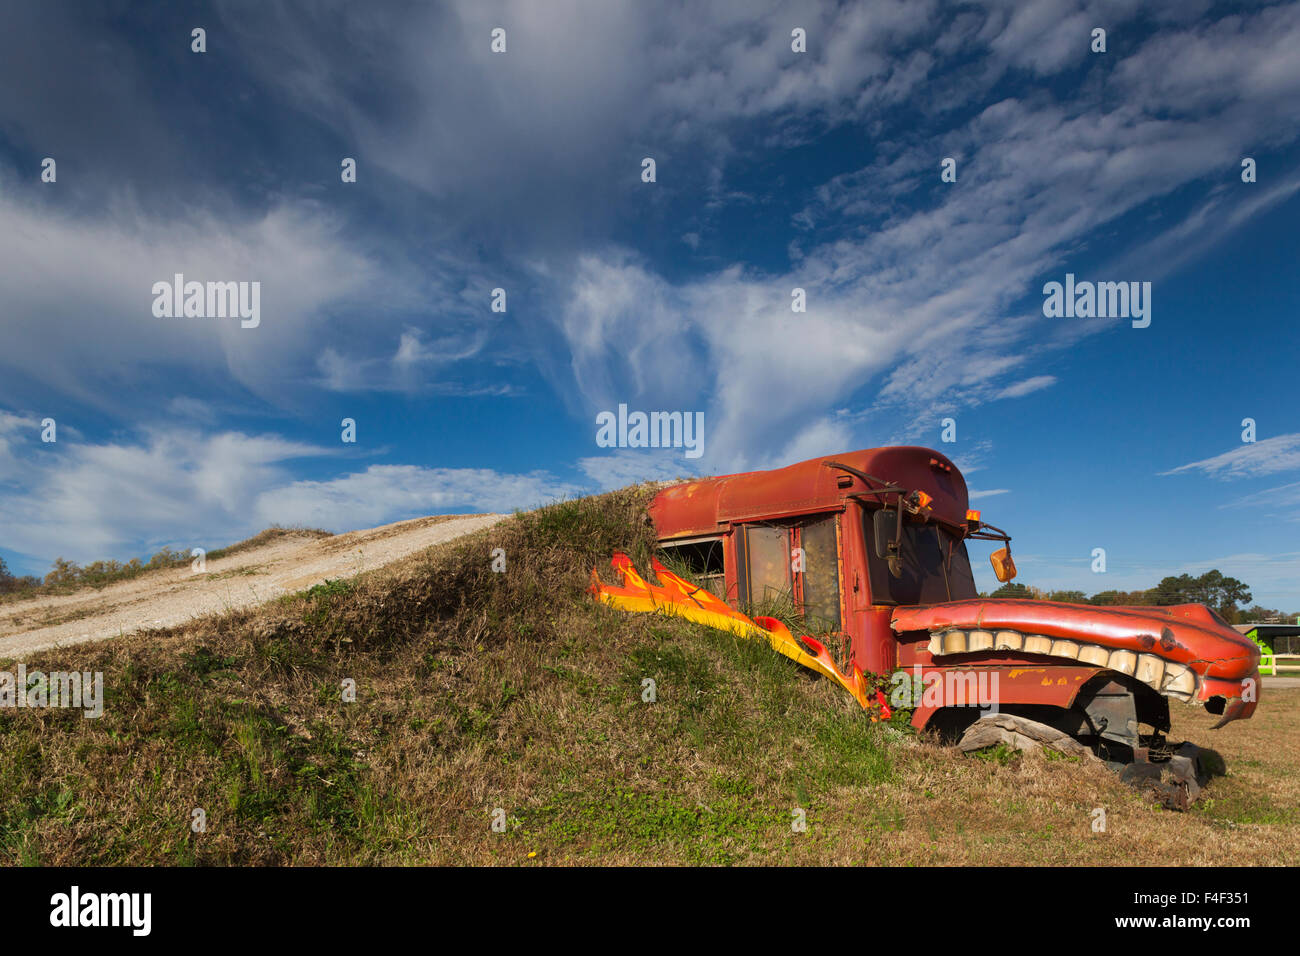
[{"left": 590, "top": 553, "right": 873, "bottom": 709}]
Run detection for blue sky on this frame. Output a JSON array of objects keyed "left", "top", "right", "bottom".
[{"left": 1, "top": 0, "right": 1298, "bottom": 608}]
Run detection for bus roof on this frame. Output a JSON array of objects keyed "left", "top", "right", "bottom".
[{"left": 650, "top": 446, "right": 970, "bottom": 540}]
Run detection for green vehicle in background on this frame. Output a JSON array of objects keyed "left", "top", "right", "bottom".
[{"left": 1236, "top": 620, "right": 1300, "bottom": 676}]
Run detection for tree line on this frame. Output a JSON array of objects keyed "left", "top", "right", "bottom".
[
  {"left": 0, "top": 549, "right": 191, "bottom": 596},
  {"left": 986, "top": 569, "right": 1295, "bottom": 625},
  {"left": 4, "top": 550, "right": 1295, "bottom": 627}
]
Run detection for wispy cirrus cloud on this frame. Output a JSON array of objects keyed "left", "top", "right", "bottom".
[
  {"left": 315, "top": 328, "right": 515, "bottom": 396},
  {"left": 7, "top": 0, "right": 1300, "bottom": 451},
  {"left": 2, "top": 2, "right": 1297, "bottom": 602},
  {"left": 1161, "top": 433, "right": 1300, "bottom": 479},
  {"left": 543, "top": 2, "right": 1300, "bottom": 469},
  {"left": 996, "top": 376, "right": 1057, "bottom": 400}
]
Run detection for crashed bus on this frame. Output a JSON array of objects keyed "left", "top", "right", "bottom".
[{"left": 591, "top": 446, "right": 1260, "bottom": 804}]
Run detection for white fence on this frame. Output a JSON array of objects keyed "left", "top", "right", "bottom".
[{"left": 1260, "top": 652, "right": 1300, "bottom": 676}]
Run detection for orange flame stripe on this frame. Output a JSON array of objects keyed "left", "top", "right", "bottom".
[{"left": 589, "top": 553, "right": 889, "bottom": 718}]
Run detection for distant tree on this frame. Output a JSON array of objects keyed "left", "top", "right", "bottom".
[
  {"left": 146, "top": 547, "right": 187, "bottom": 569},
  {"left": 1240, "top": 605, "right": 1300, "bottom": 624},
  {"left": 44, "top": 557, "right": 82, "bottom": 587},
  {"left": 1148, "top": 570, "right": 1251, "bottom": 622},
  {"left": 1199, "top": 570, "right": 1252, "bottom": 620},
  {"left": 990, "top": 582, "right": 1035, "bottom": 599},
  {"left": 1147, "top": 573, "right": 1196, "bottom": 606},
  {"left": 0, "top": 555, "right": 41, "bottom": 594},
  {"left": 1088, "top": 589, "right": 1151, "bottom": 606},
  {"left": 1241, "top": 605, "right": 1277, "bottom": 623},
  {"left": 1046, "top": 589, "right": 1088, "bottom": 603}
]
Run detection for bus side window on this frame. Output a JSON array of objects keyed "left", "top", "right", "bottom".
[
  {"left": 740, "top": 518, "right": 842, "bottom": 632},
  {"left": 799, "top": 515, "right": 841, "bottom": 631},
  {"left": 741, "top": 524, "right": 791, "bottom": 606},
  {"left": 658, "top": 537, "right": 726, "bottom": 598}
]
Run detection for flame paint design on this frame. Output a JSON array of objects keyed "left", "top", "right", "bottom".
[{"left": 589, "top": 553, "right": 890, "bottom": 718}]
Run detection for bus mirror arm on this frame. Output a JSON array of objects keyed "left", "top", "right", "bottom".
[{"left": 968, "top": 521, "right": 1016, "bottom": 582}]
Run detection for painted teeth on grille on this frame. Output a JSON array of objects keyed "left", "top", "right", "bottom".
[{"left": 925, "top": 629, "right": 1196, "bottom": 700}]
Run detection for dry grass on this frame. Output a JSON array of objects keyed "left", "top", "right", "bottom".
[
  {"left": 1, "top": 488, "right": 1296, "bottom": 866},
  {"left": 203, "top": 525, "right": 334, "bottom": 562}
]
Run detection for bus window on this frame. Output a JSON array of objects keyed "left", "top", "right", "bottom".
[
  {"left": 864, "top": 513, "right": 976, "bottom": 605},
  {"left": 799, "top": 515, "right": 841, "bottom": 631},
  {"left": 739, "top": 517, "right": 842, "bottom": 631},
  {"left": 658, "top": 536, "right": 726, "bottom": 598},
  {"left": 741, "top": 524, "right": 790, "bottom": 605}
]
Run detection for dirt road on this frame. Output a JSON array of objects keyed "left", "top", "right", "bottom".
[{"left": 0, "top": 513, "right": 507, "bottom": 659}]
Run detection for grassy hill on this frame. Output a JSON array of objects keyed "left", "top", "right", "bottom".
[{"left": 2, "top": 488, "right": 1297, "bottom": 865}]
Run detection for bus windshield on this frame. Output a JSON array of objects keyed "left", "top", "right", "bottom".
[{"left": 864, "top": 513, "right": 977, "bottom": 605}]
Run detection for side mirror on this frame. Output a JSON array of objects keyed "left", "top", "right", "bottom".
[
  {"left": 990, "top": 546, "right": 1016, "bottom": 583},
  {"left": 873, "top": 509, "right": 903, "bottom": 577},
  {"left": 873, "top": 509, "right": 896, "bottom": 560}
]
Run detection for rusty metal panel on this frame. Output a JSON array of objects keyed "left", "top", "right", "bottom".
[{"left": 908, "top": 663, "right": 1103, "bottom": 731}]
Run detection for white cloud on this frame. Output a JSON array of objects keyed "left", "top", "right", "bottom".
[
  {"left": 996, "top": 375, "right": 1057, "bottom": 400},
  {"left": 577, "top": 451, "right": 700, "bottom": 491},
  {"left": 768, "top": 418, "right": 858, "bottom": 471},
  {"left": 8, "top": 2, "right": 1300, "bottom": 451},
  {"left": 0, "top": 194, "right": 378, "bottom": 410},
  {"left": 4, "top": 0, "right": 1298, "bottom": 587},
  {"left": 541, "top": 4, "right": 1300, "bottom": 470},
  {"left": 976, "top": 0, "right": 1098, "bottom": 76},
  {"left": 0, "top": 185, "right": 510, "bottom": 412},
  {"left": 315, "top": 327, "right": 498, "bottom": 395},
  {"left": 1161, "top": 434, "right": 1300, "bottom": 479},
  {"left": 556, "top": 255, "right": 905, "bottom": 470},
  {"left": 949, "top": 440, "right": 995, "bottom": 477},
  {"left": 219, "top": 0, "right": 949, "bottom": 213},
  {"left": 254, "top": 465, "right": 580, "bottom": 528},
  {"left": 0, "top": 426, "right": 326, "bottom": 561},
  {"left": 0, "top": 420, "right": 581, "bottom": 567},
  {"left": 0, "top": 410, "right": 39, "bottom": 481},
  {"left": 969, "top": 488, "right": 1010, "bottom": 500},
  {"left": 1221, "top": 480, "right": 1300, "bottom": 525}
]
